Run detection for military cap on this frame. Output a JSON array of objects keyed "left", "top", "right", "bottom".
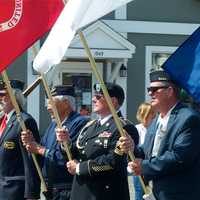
[
  {"left": 150, "top": 70, "right": 171, "bottom": 82},
  {"left": 94, "top": 82, "right": 125, "bottom": 105},
  {"left": 51, "top": 85, "right": 75, "bottom": 97},
  {"left": 0, "top": 79, "right": 24, "bottom": 91}
]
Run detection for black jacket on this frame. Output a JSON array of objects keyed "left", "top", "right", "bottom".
[
  {"left": 0, "top": 111, "right": 40, "bottom": 200},
  {"left": 70, "top": 113, "right": 139, "bottom": 200}
]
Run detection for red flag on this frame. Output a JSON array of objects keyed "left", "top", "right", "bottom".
[{"left": 0, "top": 0, "right": 64, "bottom": 72}]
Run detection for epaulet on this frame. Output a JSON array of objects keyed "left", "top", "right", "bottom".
[
  {"left": 119, "top": 117, "right": 134, "bottom": 126},
  {"left": 84, "top": 119, "right": 96, "bottom": 128}
]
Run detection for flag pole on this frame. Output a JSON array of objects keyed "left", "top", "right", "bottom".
[
  {"left": 78, "top": 31, "right": 149, "bottom": 195},
  {"left": 23, "top": 76, "right": 42, "bottom": 97},
  {"left": 40, "top": 73, "right": 72, "bottom": 160},
  {"left": 1, "top": 70, "right": 47, "bottom": 192}
]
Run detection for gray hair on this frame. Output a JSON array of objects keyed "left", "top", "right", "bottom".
[
  {"left": 54, "top": 95, "right": 76, "bottom": 110},
  {"left": 13, "top": 89, "right": 26, "bottom": 108}
]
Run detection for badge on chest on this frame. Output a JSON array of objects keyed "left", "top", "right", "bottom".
[{"left": 94, "top": 131, "right": 112, "bottom": 148}]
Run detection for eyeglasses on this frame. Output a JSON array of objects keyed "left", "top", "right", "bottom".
[
  {"left": 147, "top": 86, "right": 169, "bottom": 93},
  {"left": 94, "top": 94, "right": 104, "bottom": 100}
]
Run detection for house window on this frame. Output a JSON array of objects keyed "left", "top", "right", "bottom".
[
  {"left": 145, "top": 46, "right": 178, "bottom": 100},
  {"left": 152, "top": 53, "right": 171, "bottom": 71},
  {"left": 62, "top": 72, "right": 92, "bottom": 112}
]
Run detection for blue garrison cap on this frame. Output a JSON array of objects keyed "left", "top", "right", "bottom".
[
  {"left": 51, "top": 85, "right": 75, "bottom": 97},
  {"left": 0, "top": 79, "right": 24, "bottom": 91},
  {"left": 94, "top": 82, "right": 125, "bottom": 105}
]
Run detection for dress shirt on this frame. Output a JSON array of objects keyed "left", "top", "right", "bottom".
[
  {"left": 152, "top": 104, "right": 177, "bottom": 157},
  {"left": 136, "top": 123, "right": 146, "bottom": 145}
]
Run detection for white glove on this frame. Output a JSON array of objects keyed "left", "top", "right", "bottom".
[
  {"left": 127, "top": 165, "right": 133, "bottom": 174},
  {"left": 143, "top": 193, "right": 156, "bottom": 200}
]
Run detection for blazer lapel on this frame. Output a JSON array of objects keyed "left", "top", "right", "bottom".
[
  {"left": 0, "top": 114, "right": 16, "bottom": 145},
  {"left": 147, "top": 118, "right": 159, "bottom": 157},
  {"left": 158, "top": 103, "right": 181, "bottom": 155}
]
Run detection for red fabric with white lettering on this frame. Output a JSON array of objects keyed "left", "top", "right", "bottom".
[{"left": 0, "top": 0, "right": 64, "bottom": 72}]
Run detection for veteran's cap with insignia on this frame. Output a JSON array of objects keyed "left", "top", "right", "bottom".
[
  {"left": 149, "top": 70, "right": 171, "bottom": 83},
  {"left": 0, "top": 79, "right": 24, "bottom": 94},
  {"left": 94, "top": 82, "right": 125, "bottom": 105},
  {"left": 51, "top": 85, "right": 75, "bottom": 97}
]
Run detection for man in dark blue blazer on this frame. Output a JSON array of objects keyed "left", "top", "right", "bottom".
[
  {"left": 0, "top": 80, "right": 40, "bottom": 200},
  {"left": 21, "top": 85, "right": 89, "bottom": 200},
  {"left": 118, "top": 70, "right": 200, "bottom": 200}
]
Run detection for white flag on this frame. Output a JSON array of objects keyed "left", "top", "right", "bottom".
[{"left": 33, "top": 0, "right": 134, "bottom": 73}]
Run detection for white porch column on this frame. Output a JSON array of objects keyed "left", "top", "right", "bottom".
[
  {"left": 105, "top": 60, "right": 112, "bottom": 82},
  {"left": 108, "top": 62, "right": 122, "bottom": 83},
  {"left": 116, "top": 59, "right": 128, "bottom": 117},
  {"left": 27, "top": 42, "right": 40, "bottom": 126}
]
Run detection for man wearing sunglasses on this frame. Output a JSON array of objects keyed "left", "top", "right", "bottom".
[
  {"left": 56, "top": 82, "right": 139, "bottom": 200},
  {"left": 118, "top": 70, "right": 200, "bottom": 200}
]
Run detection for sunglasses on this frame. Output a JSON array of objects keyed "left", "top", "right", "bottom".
[
  {"left": 94, "top": 94, "right": 104, "bottom": 100},
  {"left": 0, "top": 93, "right": 7, "bottom": 97},
  {"left": 147, "top": 86, "right": 169, "bottom": 93}
]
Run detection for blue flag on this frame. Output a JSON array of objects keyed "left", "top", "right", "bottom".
[{"left": 162, "top": 26, "right": 200, "bottom": 103}]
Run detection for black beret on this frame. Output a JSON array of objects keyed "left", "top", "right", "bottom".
[
  {"left": 94, "top": 82, "right": 125, "bottom": 105},
  {"left": 150, "top": 70, "right": 171, "bottom": 82},
  {"left": 0, "top": 79, "right": 24, "bottom": 91},
  {"left": 51, "top": 85, "right": 75, "bottom": 97}
]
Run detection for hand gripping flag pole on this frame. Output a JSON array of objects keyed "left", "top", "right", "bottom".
[
  {"left": 78, "top": 31, "right": 154, "bottom": 199},
  {"left": 1, "top": 70, "right": 48, "bottom": 193}
]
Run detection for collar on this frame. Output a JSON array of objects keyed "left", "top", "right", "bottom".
[
  {"left": 7, "top": 109, "right": 15, "bottom": 122},
  {"left": 99, "top": 114, "right": 112, "bottom": 126},
  {"left": 61, "top": 111, "right": 76, "bottom": 125},
  {"left": 157, "top": 103, "right": 178, "bottom": 130},
  {"left": 99, "top": 109, "right": 121, "bottom": 125}
]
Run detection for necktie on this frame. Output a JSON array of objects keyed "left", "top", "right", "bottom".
[{"left": 0, "top": 114, "right": 7, "bottom": 137}]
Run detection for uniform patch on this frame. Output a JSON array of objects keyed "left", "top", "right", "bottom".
[
  {"left": 98, "top": 131, "right": 112, "bottom": 138},
  {"left": 4, "top": 141, "right": 15, "bottom": 149}
]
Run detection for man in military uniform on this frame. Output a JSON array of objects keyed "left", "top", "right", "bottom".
[
  {"left": 21, "top": 85, "right": 89, "bottom": 200},
  {"left": 56, "top": 82, "right": 139, "bottom": 200},
  {"left": 0, "top": 80, "right": 40, "bottom": 200}
]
